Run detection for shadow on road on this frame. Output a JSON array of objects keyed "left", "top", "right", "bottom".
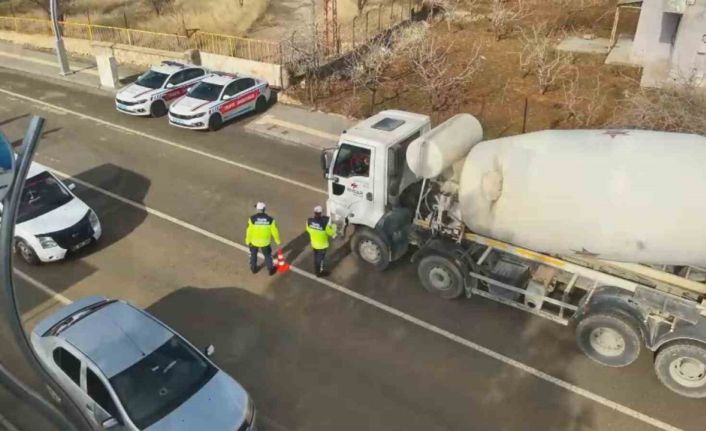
[{"left": 14, "top": 163, "right": 150, "bottom": 316}]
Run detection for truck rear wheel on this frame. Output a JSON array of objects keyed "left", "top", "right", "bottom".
[
  {"left": 575, "top": 312, "right": 641, "bottom": 367},
  {"left": 351, "top": 228, "right": 390, "bottom": 271},
  {"left": 654, "top": 341, "right": 706, "bottom": 398},
  {"left": 417, "top": 255, "right": 465, "bottom": 300}
]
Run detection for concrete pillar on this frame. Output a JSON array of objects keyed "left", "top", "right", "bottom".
[
  {"left": 669, "top": 2, "right": 706, "bottom": 85},
  {"left": 96, "top": 55, "right": 119, "bottom": 89},
  {"left": 184, "top": 49, "right": 201, "bottom": 65}
]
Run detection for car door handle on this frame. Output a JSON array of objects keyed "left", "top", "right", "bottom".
[
  {"left": 366, "top": 192, "right": 373, "bottom": 201},
  {"left": 85, "top": 404, "right": 93, "bottom": 412}
]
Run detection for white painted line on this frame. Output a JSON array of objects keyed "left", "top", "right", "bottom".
[
  {"left": 14, "top": 270, "right": 72, "bottom": 305},
  {"left": 40, "top": 166, "right": 682, "bottom": 431},
  {"left": 0, "top": 88, "right": 326, "bottom": 196},
  {"left": 0, "top": 52, "right": 99, "bottom": 76},
  {"left": 255, "top": 115, "right": 341, "bottom": 142},
  {"left": 0, "top": 412, "right": 20, "bottom": 431}
]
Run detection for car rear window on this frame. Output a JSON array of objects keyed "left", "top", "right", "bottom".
[{"left": 109, "top": 336, "right": 217, "bottom": 429}]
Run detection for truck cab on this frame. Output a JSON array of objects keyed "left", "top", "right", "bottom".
[{"left": 322, "top": 110, "right": 430, "bottom": 269}]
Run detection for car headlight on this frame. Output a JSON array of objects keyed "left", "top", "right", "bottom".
[
  {"left": 37, "top": 236, "right": 58, "bottom": 249},
  {"left": 135, "top": 99, "right": 148, "bottom": 104},
  {"left": 88, "top": 210, "right": 100, "bottom": 231}
]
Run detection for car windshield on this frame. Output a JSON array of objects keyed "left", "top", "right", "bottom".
[
  {"left": 17, "top": 171, "right": 73, "bottom": 224},
  {"left": 135, "top": 70, "right": 169, "bottom": 90},
  {"left": 187, "top": 82, "right": 223, "bottom": 101},
  {"left": 109, "top": 336, "right": 217, "bottom": 429}
]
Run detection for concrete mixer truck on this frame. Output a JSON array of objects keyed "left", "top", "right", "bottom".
[{"left": 320, "top": 110, "right": 706, "bottom": 398}]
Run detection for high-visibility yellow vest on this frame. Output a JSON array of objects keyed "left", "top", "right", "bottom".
[
  {"left": 306, "top": 216, "right": 336, "bottom": 250},
  {"left": 246, "top": 213, "right": 281, "bottom": 247}
]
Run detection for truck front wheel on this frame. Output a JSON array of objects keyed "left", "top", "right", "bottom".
[
  {"left": 575, "top": 312, "right": 641, "bottom": 367},
  {"left": 417, "top": 255, "right": 465, "bottom": 300},
  {"left": 654, "top": 341, "right": 706, "bottom": 398},
  {"left": 351, "top": 228, "right": 390, "bottom": 271}
]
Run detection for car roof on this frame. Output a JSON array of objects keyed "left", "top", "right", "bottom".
[
  {"left": 59, "top": 301, "right": 173, "bottom": 378},
  {"left": 151, "top": 61, "right": 200, "bottom": 75},
  {"left": 201, "top": 73, "right": 239, "bottom": 86}
]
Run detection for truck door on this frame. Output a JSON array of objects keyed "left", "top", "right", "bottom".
[{"left": 328, "top": 143, "right": 377, "bottom": 226}]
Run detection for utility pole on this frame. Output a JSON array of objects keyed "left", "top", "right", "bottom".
[{"left": 49, "top": 0, "right": 70, "bottom": 75}]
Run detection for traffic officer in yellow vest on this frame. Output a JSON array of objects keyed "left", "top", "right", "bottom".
[
  {"left": 305, "top": 205, "right": 337, "bottom": 277},
  {"left": 246, "top": 202, "right": 281, "bottom": 275}
]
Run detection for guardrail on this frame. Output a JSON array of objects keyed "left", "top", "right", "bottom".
[{"left": 0, "top": 16, "right": 282, "bottom": 63}]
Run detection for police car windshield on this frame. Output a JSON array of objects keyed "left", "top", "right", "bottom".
[
  {"left": 188, "top": 82, "right": 223, "bottom": 102},
  {"left": 136, "top": 70, "right": 169, "bottom": 89},
  {"left": 17, "top": 171, "right": 73, "bottom": 224}
]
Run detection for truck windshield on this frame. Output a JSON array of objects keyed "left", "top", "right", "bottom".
[
  {"left": 188, "top": 82, "right": 224, "bottom": 102},
  {"left": 333, "top": 144, "right": 371, "bottom": 178},
  {"left": 109, "top": 336, "right": 217, "bottom": 429},
  {"left": 135, "top": 70, "right": 169, "bottom": 89},
  {"left": 17, "top": 172, "right": 73, "bottom": 224}
]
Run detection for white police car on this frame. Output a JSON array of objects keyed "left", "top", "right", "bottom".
[
  {"left": 6, "top": 163, "right": 101, "bottom": 265},
  {"left": 115, "top": 61, "right": 208, "bottom": 117},
  {"left": 167, "top": 73, "right": 271, "bottom": 131}
]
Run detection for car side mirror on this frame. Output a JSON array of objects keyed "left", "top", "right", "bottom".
[
  {"left": 166, "top": 83, "right": 175, "bottom": 88},
  {"left": 205, "top": 344, "right": 215, "bottom": 357},
  {"left": 0, "top": 131, "right": 15, "bottom": 202},
  {"left": 222, "top": 94, "right": 232, "bottom": 100},
  {"left": 101, "top": 418, "right": 119, "bottom": 429},
  {"left": 320, "top": 148, "right": 334, "bottom": 179}
]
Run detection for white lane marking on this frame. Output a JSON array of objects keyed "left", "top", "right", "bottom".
[
  {"left": 255, "top": 115, "right": 341, "bottom": 142},
  {"left": 0, "top": 52, "right": 99, "bottom": 76},
  {"left": 14, "top": 270, "right": 72, "bottom": 305},
  {"left": 0, "top": 412, "right": 20, "bottom": 431},
  {"left": 40, "top": 167, "right": 682, "bottom": 431},
  {"left": 0, "top": 88, "right": 326, "bottom": 196}
]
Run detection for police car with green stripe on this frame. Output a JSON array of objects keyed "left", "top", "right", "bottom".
[{"left": 167, "top": 72, "right": 271, "bottom": 131}]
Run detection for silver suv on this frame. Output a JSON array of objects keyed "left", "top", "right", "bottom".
[{"left": 31, "top": 297, "right": 256, "bottom": 431}]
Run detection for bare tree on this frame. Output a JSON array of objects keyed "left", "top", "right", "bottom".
[
  {"left": 562, "top": 69, "right": 607, "bottom": 127},
  {"left": 357, "top": 0, "right": 371, "bottom": 13},
  {"left": 346, "top": 38, "right": 395, "bottom": 114},
  {"left": 408, "top": 35, "right": 484, "bottom": 116},
  {"left": 519, "top": 23, "right": 571, "bottom": 94},
  {"left": 609, "top": 84, "right": 706, "bottom": 135},
  {"left": 25, "top": 0, "right": 50, "bottom": 17},
  {"left": 489, "top": 0, "right": 527, "bottom": 41},
  {"left": 148, "top": 0, "right": 174, "bottom": 16},
  {"left": 282, "top": 29, "right": 327, "bottom": 105}
]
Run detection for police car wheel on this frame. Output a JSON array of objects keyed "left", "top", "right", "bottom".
[
  {"left": 255, "top": 96, "right": 267, "bottom": 113},
  {"left": 208, "top": 114, "right": 223, "bottom": 132},
  {"left": 150, "top": 101, "right": 167, "bottom": 118}
]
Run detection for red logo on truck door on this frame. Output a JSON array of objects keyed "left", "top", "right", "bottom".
[{"left": 219, "top": 89, "right": 260, "bottom": 114}]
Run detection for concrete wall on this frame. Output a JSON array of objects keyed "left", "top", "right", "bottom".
[
  {"left": 0, "top": 30, "right": 91, "bottom": 56},
  {"left": 669, "top": 2, "right": 706, "bottom": 83},
  {"left": 90, "top": 41, "right": 192, "bottom": 66},
  {"left": 630, "top": 1, "right": 676, "bottom": 65},
  {"left": 200, "top": 52, "right": 288, "bottom": 89}
]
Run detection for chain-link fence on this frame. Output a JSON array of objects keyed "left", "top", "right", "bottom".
[{"left": 0, "top": 16, "right": 281, "bottom": 63}]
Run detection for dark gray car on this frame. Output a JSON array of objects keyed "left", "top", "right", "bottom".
[{"left": 31, "top": 296, "right": 256, "bottom": 431}]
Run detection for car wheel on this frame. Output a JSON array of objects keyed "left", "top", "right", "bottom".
[
  {"left": 575, "top": 312, "right": 641, "bottom": 367},
  {"left": 654, "top": 341, "right": 706, "bottom": 398},
  {"left": 417, "top": 254, "right": 465, "bottom": 299},
  {"left": 208, "top": 114, "right": 223, "bottom": 132},
  {"left": 150, "top": 100, "right": 167, "bottom": 118},
  {"left": 255, "top": 96, "right": 267, "bottom": 113},
  {"left": 15, "top": 238, "right": 40, "bottom": 265},
  {"left": 350, "top": 227, "right": 390, "bottom": 271}
]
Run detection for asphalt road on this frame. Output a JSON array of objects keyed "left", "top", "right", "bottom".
[{"left": 0, "top": 67, "right": 703, "bottom": 431}]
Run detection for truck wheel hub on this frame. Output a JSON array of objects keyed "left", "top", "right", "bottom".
[
  {"left": 359, "top": 240, "right": 381, "bottom": 263},
  {"left": 429, "top": 267, "right": 452, "bottom": 290},
  {"left": 589, "top": 327, "right": 625, "bottom": 357},
  {"left": 669, "top": 357, "right": 706, "bottom": 388}
]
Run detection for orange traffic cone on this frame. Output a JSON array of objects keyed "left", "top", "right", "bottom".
[{"left": 276, "top": 248, "right": 290, "bottom": 273}]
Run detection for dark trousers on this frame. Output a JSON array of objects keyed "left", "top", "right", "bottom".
[
  {"left": 250, "top": 245, "right": 273, "bottom": 273},
  {"left": 313, "top": 248, "right": 327, "bottom": 275}
]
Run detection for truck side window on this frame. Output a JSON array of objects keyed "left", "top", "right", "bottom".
[{"left": 333, "top": 144, "right": 371, "bottom": 178}]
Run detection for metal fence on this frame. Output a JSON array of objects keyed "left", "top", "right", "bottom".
[
  {"left": 0, "top": 16, "right": 281, "bottom": 63},
  {"left": 338, "top": 0, "right": 422, "bottom": 53}
]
